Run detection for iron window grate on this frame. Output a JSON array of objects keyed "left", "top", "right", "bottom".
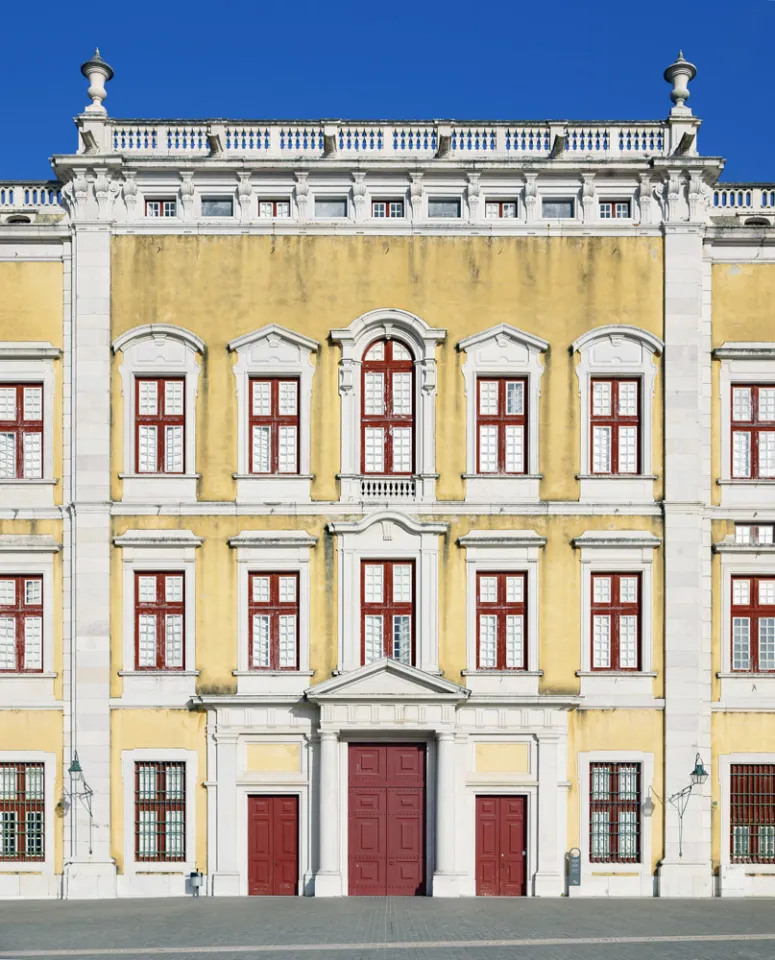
[
  {"left": 0, "top": 762, "right": 44, "bottom": 861},
  {"left": 731, "top": 764, "right": 775, "bottom": 863},
  {"left": 589, "top": 762, "right": 641, "bottom": 863},
  {"left": 134, "top": 761, "right": 186, "bottom": 862}
]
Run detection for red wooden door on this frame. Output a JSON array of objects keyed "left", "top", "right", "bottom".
[
  {"left": 348, "top": 744, "right": 425, "bottom": 896},
  {"left": 476, "top": 795, "right": 526, "bottom": 896},
  {"left": 247, "top": 795, "right": 298, "bottom": 896}
]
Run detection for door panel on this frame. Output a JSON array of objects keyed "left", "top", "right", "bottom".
[
  {"left": 475, "top": 795, "right": 526, "bottom": 897},
  {"left": 348, "top": 744, "right": 426, "bottom": 896},
  {"left": 247, "top": 795, "right": 299, "bottom": 896}
]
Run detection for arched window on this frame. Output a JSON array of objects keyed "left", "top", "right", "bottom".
[{"left": 361, "top": 339, "right": 414, "bottom": 476}]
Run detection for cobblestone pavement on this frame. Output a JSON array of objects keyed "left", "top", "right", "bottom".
[{"left": 2, "top": 897, "right": 775, "bottom": 959}]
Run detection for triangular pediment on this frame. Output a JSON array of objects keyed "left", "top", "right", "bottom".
[{"left": 306, "top": 659, "right": 469, "bottom": 702}]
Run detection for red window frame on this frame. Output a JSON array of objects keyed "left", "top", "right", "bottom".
[
  {"left": 599, "top": 200, "right": 631, "bottom": 219},
  {"left": 134, "top": 761, "right": 186, "bottom": 862},
  {"left": 258, "top": 199, "right": 291, "bottom": 218},
  {"left": 476, "top": 377, "right": 527, "bottom": 475},
  {"left": 360, "top": 560, "right": 415, "bottom": 665},
  {"left": 731, "top": 384, "right": 775, "bottom": 479},
  {"left": 0, "top": 762, "right": 44, "bottom": 862},
  {"left": 730, "top": 764, "right": 775, "bottom": 863},
  {"left": 135, "top": 378, "right": 185, "bottom": 474},
  {"left": 248, "top": 571, "right": 299, "bottom": 671},
  {"left": 249, "top": 378, "right": 300, "bottom": 476},
  {"left": 484, "top": 200, "right": 517, "bottom": 219},
  {"left": 361, "top": 339, "right": 414, "bottom": 475},
  {"left": 145, "top": 199, "right": 177, "bottom": 217},
  {"left": 0, "top": 575, "right": 43, "bottom": 673},
  {"left": 590, "top": 378, "right": 640, "bottom": 475},
  {"left": 590, "top": 573, "right": 641, "bottom": 671},
  {"left": 475, "top": 571, "right": 527, "bottom": 670},
  {"left": 589, "top": 762, "right": 641, "bottom": 863},
  {"left": 372, "top": 200, "right": 404, "bottom": 218},
  {"left": 731, "top": 575, "right": 775, "bottom": 673},
  {"left": 134, "top": 572, "right": 185, "bottom": 671},
  {"left": 0, "top": 383, "right": 43, "bottom": 480}
]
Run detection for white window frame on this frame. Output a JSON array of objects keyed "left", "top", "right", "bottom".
[
  {"left": 458, "top": 324, "right": 549, "bottom": 503},
  {"left": 227, "top": 324, "right": 319, "bottom": 504},
  {"left": 0, "top": 750, "right": 57, "bottom": 891},
  {"left": 576, "top": 751, "right": 654, "bottom": 897},
  {"left": 458, "top": 530, "right": 545, "bottom": 696},
  {"left": 228, "top": 530, "right": 317, "bottom": 696},
  {"left": 120, "top": 748, "right": 198, "bottom": 890},
  {"left": 327, "top": 511, "right": 448, "bottom": 673},
  {"left": 112, "top": 325, "right": 205, "bottom": 504},
  {"left": 0, "top": 343, "right": 60, "bottom": 508},
  {"left": 715, "top": 344, "right": 775, "bottom": 509},
  {"left": 114, "top": 530, "right": 201, "bottom": 706},
  {"left": 572, "top": 325, "right": 663, "bottom": 504},
  {"left": 330, "top": 308, "right": 446, "bottom": 503},
  {"left": 718, "top": 753, "right": 775, "bottom": 895},
  {"left": 0, "top": 535, "right": 59, "bottom": 706},
  {"left": 714, "top": 537, "right": 775, "bottom": 708},
  {"left": 572, "top": 531, "right": 661, "bottom": 707}
]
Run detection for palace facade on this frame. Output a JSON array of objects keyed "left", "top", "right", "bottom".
[{"left": 0, "top": 51, "right": 773, "bottom": 900}]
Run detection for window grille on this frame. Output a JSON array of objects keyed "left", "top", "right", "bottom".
[
  {"left": 0, "top": 383, "right": 43, "bottom": 480},
  {"left": 0, "top": 762, "right": 44, "bottom": 861},
  {"left": 134, "top": 761, "right": 186, "bottom": 862},
  {"left": 731, "top": 764, "right": 775, "bottom": 863},
  {"left": 249, "top": 379, "right": 299, "bottom": 475},
  {"left": 135, "top": 378, "right": 185, "bottom": 474},
  {"left": 590, "top": 378, "right": 640, "bottom": 475},
  {"left": 476, "top": 571, "right": 527, "bottom": 670},
  {"left": 361, "top": 560, "right": 414, "bottom": 666},
  {"left": 476, "top": 378, "right": 527, "bottom": 474},
  {"left": 248, "top": 571, "right": 299, "bottom": 670},
  {"left": 735, "top": 524, "right": 775, "bottom": 546},
  {"left": 731, "top": 385, "right": 775, "bottom": 479},
  {"left": 361, "top": 339, "right": 414, "bottom": 476},
  {"left": 589, "top": 762, "right": 641, "bottom": 863}
]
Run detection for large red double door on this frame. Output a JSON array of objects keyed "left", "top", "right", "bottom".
[
  {"left": 247, "top": 795, "right": 299, "bottom": 896},
  {"left": 475, "top": 795, "right": 527, "bottom": 896},
  {"left": 348, "top": 743, "right": 426, "bottom": 896}
]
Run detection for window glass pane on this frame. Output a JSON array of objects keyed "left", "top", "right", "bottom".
[
  {"left": 542, "top": 199, "right": 574, "bottom": 219},
  {"left": 365, "top": 341, "right": 384, "bottom": 361},
  {"left": 277, "top": 426, "right": 297, "bottom": 473},
  {"left": 733, "top": 579, "right": 751, "bottom": 606},
  {"left": 590, "top": 810, "right": 609, "bottom": 859},
  {"left": 619, "top": 616, "right": 638, "bottom": 668},
  {"left": 619, "top": 765, "right": 639, "bottom": 799},
  {"left": 759, "top": 825, "right": 775, "bottom": 858},
  {"left": 619, "top": 577, "right": 638, "bottom": 603},
  {"left": 138, "top": 576, "right": 156, "bottom": 603},
  {"left": 388, "top": 201, "right": 404, "bottom": 218},
  {"left": 165, "top": 576, "right": 183, "bottom": 603},
  {"left": 166, "top": 810, "right": 185, "bottom": 858},
  {"left": 760, "top": 581, "right": 775, "bottom": 605},
  {"left": 736, "top": 525, "right": 752, "bottom": 544},
  {"left": 505, "top": 615, "right": 523, "bottom": 668},
  {"left": 259, "top": 201, "right": 274, "bottom": 218},
  {"left": 0, "top": 433, "right": 15, "bottom": 479},
  {"left": 505, "top": 424, "right": 524, "bottom": 473},
  {"left": 0, "top": 768, "right": 16, "bottom": 799},
  {"left": 760, "top": 433, "right": 775, "bottom": 478},
  {"left": 1, "top": 811, "right": 17, "bottom": 856},
  {"left": 137, "top": 426, "right": 157, "bottom": 473},
  {"left": 592, "top": 381, "right": 611, "bottom": 416},
  {"left": 478, "top": 425, "right": 498, "bottom": 473},
  {"left": 22, "top": 387, "right": 42, "bottom": 421},
  {"left": 364, "top": 428, "right": 385, "bottom": 473},
  {"left": 733, "top": 387, "right": 752, "bottom": 421},
  {"left": 599, "top": 202, "right": 612, "bottom": 219},
  {"left": 392, "top": 373, "right": 412, "bottom": 415},
  {"left": 0, "top": 389, "right": 15, "bottom": 420},
  {"left": 593, "top": 615, "right": 611, "bottom": 667},
  {"left": 593, "top": 577, "right": 611, "bottom": 604},
  {"left": 478, "top": 615, "right": 497, "bottom": 667},
  {"left": 252, "top": 381, "right": 271, "bottom": 417},
  {"left": 485, "top": 202, "right": 499, "bottom": 219},
  {"left": 759, "top": 618, "right": 775, "bottom": 670},
  {"left": 364, "top": 565, "right": 383, "bottom": 603},
  {"left": 251, "top": 426, "right": 271, "bottom": 473},
  {"left": 276, "top": 201, "right": 290, "bottom": 218},
  {"left": 166, "top": 764, "right": 184, "bottom": 800},
  {"left": 278, "top": 615, "right": 297, "bottom": 668},
  {"left": 618, "top": 426, "right": 638, "bottom": 473},
  {"left": 25, "top": 766, "right": 43, "bottom": 801},
  {"left": 138, "top": 765, "right": 156, "bottom": 799},
  {"left": 733, "top": 825, "right": 750, "bottom": 859},
  {"left": 164, "top": 615, "right": 183, "bottom": 667},
  {"left": 23, "top": 617, "right": 42, "bottom": 669},
  {"left": 164, "top": 381, "right": 183, "bottom": 416},
  {"left": 733, "top": 617, "right": 751, "bottom": 670},
  {"left": 392, "top": 342, "right": 411, "bottom": 361},
  {"left": 502, "top": 202, "right": 517, "bottom": 218},
  {"left": 479, "top": 577, "right": 497, "bottom": 603},
  {"left": 202, "top": 198, "right": 233, "bottom": 217},
  {"left": 618, "top": 810, "right": 638, "bottom": 858},
  {"left": 279, "top": 577, "right": 296, "bottom": 603},
  {"left": 138, "top": 615, "right": 157, "bottom": 666},
  {"left": 506, "top": 576, "right": 524, "bottom": 603},
  {"left": 618, "top": 382, "right": 638, "bottom": 416},
  {"left": 614, "top": 202, "right": 630, "bottom": 218},
  {"left": 252, "top": 577, "right": 270, "bottom": 603},
  {"left": 25, "top": 811, "right": 43, "bottom": 858},
  {"left": 428, "top": 198, "right": 460, "bottom": 218},
  {"left": 364, "top": 616, "right": 383, "bottom": 663},
  {"left": 393, "top": 564, "right": 412, "bottom": 603},
  {"left": 760, "top": 389, "right": 775, "bottom": 422},
  {"left": 478, "top": 381, "right": 498, "bottom": 415},
  {"left": 758, "top": 526, "right": 775, "bottom": 544},
  {"left": 24, "top": 580, "right": 41, "bottom": 605},
  {"left": 23, "top": 432, "right": 42, "bottom": 478},
  {"left": 278, "top": 381, "right": 297, "bottom": 416},
  {"left": 372, "top": 201, "right": 386, "bottom": 218},
  {"left": 506, "top": 381, "right": 524, "bottom": 415},
  {"left": 392, "top": 428, "right": 412, "bottom": 472},
  {"left": 0, "top": 617, "right": 15, "bottom": 669},
  {"left": 251, "top": 615, "right": 270, "bottom": 667},
  {"left": 592, "top": 426, "right": 611, "bottom": 473},
  {"left": 315, "top": 198, "right": 348, "bottom": 218},
  {"left": 591, "top": 765, "right": 609, "bottom": 800},
  {"left": 392, "top": 615, "right": 411, "bottom": 664},
  {"left": 0, "top": 581, "right": 14, "bottom": 606},
  {"left": 165, "top": 426, "right": 184, "bottom": 473},
  {"left": 138, "top": 810, "right": 157, "bottom": 857}
]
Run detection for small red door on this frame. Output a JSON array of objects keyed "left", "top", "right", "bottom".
[
  {"left": 476, "top": 795, "right": 526, "bottom": 896},
  {"left": 248, "top": 795, "right": 298, "bottom": 896},
  {"left": 348, "top": 744, "right": 425, "bottom": 896}
]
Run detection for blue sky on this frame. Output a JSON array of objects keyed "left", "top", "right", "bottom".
[{"left": 0, "top": 0, "right": 772, "bottom": 181}]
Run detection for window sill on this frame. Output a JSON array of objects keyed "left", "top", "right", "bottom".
[
  {"left": 118, "top": 670, "right": 199, "bottom": 706},
  {"left": 233, "top": 474, "right": 313, "bottom": 505},
  {"left": 462, "top": 670, "right": 542, "bottom": 697},
  {"left": 0, "top": 479, "right": 57, "bottom": 508},
  {"left": 463, "top": 475, "right": 542, "bottom": 503},
  {"left": 577, "top": 671, "right": 658, "bottom": 707},
  {"left": 577, "top": 475, "right": 657, "bottom": 505},
  {"left": 119, "top": 474, "right": 200, "bottom": 504},
  {"left": 716, "top": 672, "right": 775, "bottom": 711},
  {"left": 233, "top": 669, "right": 314, "bottom": 697},
  {"left": 717, "top": 479, "right": 775, "bottom": 509},
  {"left": 0, "top": 672, "right": 57, "bottom": 707}
]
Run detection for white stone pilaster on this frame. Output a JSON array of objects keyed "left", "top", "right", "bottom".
[
  {"left": 534, "top": 735, "right": 564, "bottom": 896},
  {"left": 432, "top": 732, "right": 457, "bottom": 896},
  {"left": 315, "top": 731, "right": 342, "bottom": 896},
  {"left": 211, "top": 733, "right": 240, "bottom": 895}
]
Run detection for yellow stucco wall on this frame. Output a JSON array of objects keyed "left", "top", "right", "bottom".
[
  {"left": 246, "top": 743, "right": 301, "bottom": 773},
  {"left": 567, "top": 709, "right": 664, "bottom": 873},
  {"left": 110, "top": 709, "right": 207, "bottom": 873},
  {"left": 0, "top": 262, "right": 64, "bottom": 502},
  {"left": 475, "top": 742, "right": 530, "bottom": 775},
  {"left": 0, "top": 711, "right": 64, "bottom": 873},
  {"left": 111, "top": 235, "right": 664, "bottom": 503}
]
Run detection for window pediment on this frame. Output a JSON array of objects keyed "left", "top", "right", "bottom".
[
  {"left": 112, "top": 324, "right": 206, "bottom": 359},
  {"left": 227, "top": 324, "right": 319, "bottom": 363},
  {"left": 457, "top": 323, "right": 549, "bottom": 364},
  {"left": 306, "top": 658, "right": 469, "bottom": 702},
  {"left": 571, "top": 325, "right": 663, "bottom": 366}
]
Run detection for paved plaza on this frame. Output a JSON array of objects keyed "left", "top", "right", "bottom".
[{"left": 1, "top": 897, "right": 775, "bottom": 960}]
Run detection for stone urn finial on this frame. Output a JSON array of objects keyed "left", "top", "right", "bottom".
[
  {"left": 80, "top": 49, "right": 114, "bottom": 114},
  {"left": 664, "top": 51, "right": 697, "bottom": 112}
]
